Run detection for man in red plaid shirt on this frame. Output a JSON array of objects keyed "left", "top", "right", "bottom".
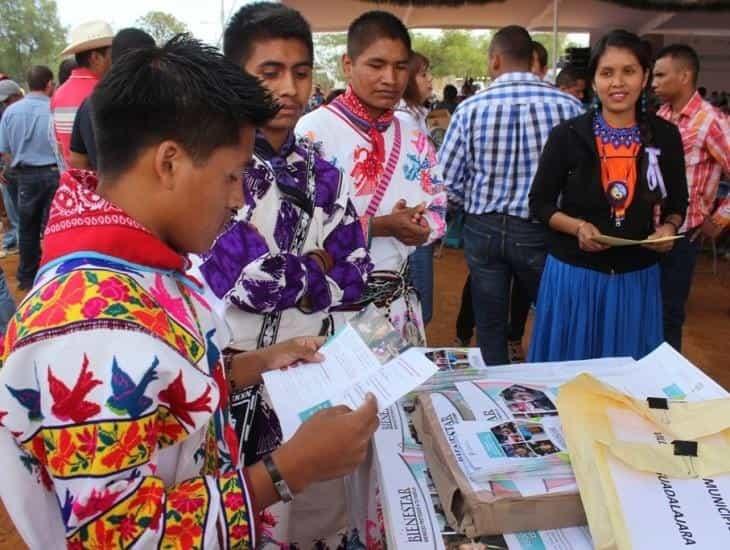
[{"left": 653, "top": 44, "right": 730, "bottom": 352}]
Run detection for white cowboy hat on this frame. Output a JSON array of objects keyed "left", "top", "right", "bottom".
[{"left": 60, "top": 20, "right": 114, "bottom": 57}]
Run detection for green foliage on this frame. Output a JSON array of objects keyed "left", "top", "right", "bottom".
[
  {"left": 413, "top": 30, "right": 492, "bottom": 78},
  {"left": 0, "top": 0, "right": 66, "bottom": 83},
  {"left": 531, "top": 32, "right": 580, "bottom": 69},
  {"left": 136, "top": 10, "right": 189, "bottom": 45},
  {"left": 313, "top": 32, "right": 347, "bottom": 87}
]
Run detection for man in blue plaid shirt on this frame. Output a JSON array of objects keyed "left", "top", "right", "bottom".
[{"left": 439, "top": 25, "right": 583, "bottom": 365}]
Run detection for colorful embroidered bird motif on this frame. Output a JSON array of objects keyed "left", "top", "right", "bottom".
[
  {"left": 48, "top": 354, "right": 102, "bottom": 423},
  {"left": 158, "top": 371, "right": 212, "bottom": 428},
  {"left": 5, "top": 385, "right": 42, "bottom": 421},
  {"left": 149, "top": 274, "right": 195, "bottom": 334},
  {"left": 106, "top": 357, "right": 159, "bottom": 417}
]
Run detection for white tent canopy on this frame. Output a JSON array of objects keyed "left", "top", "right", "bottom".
[{"left": 282, "top": 0, "right": 730, "bottom": 36}]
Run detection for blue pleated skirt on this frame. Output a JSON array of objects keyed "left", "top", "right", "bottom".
[{"left": 528, "top": 255, "right": 663, "bottom": 362}]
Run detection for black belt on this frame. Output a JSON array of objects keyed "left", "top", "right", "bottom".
[{"left": 334, "top": 269, "right": 411, "bottom": 312}]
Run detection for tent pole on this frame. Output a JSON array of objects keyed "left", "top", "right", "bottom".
[{"left": 553, "top": 0, "right": 559, "bottom": 76}]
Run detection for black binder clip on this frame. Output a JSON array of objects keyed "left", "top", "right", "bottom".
[
  {"left": 672, "top": 440, "right": 698, "bottom": 457},
  {"left": 647, "top": 397, "right": 669, "bottom": 410}
]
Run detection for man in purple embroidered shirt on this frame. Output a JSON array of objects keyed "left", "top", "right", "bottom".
[{"left": 193, "top": 4, "right": 372, "bottom": 547}]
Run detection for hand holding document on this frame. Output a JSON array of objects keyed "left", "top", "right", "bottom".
[
  {"left": 591, "top": 233, "right": 683, "bottom": 247},
  {"left": 263, "top": 306, "right": 438, "bottom": 440}
]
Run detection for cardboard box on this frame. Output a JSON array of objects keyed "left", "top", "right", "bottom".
[{"left": 413, "top": 392, "right": 586, "bottom": 537}]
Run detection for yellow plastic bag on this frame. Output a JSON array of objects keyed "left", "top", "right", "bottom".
[{"left": 557, "top": 373, "right": 730, "bottom": 550}]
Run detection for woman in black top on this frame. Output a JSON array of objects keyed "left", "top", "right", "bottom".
[{"left": 528, "top": 30, "right": 688, "bottom": 361}]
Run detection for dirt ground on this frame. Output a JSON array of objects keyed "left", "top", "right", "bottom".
[{"left": 0, "top": 245, "right": 728, "bottom": 547}]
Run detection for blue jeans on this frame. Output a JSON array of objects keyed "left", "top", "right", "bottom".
[
  {"left": 408, "top": 244, "right": 434, "bottom": 325},
  {"left": 660, "top": 235, "right": 701, "bottom": 352},
  {"left": 16, "top": 166, "right": 59, "bottom": 286},
  {"left": 1, "top": 171, "right": 19, "bottom": 249},
  {"left": 463, "top": 213, "right": 547, "bottom": 365},
  {"left": 0, "top": 268, "right": 16, "bottom": 334}
]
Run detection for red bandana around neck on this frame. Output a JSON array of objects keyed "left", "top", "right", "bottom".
[
  {"left": 41, "top": 169, "right": 186, "bottom": 272},
  {"left": 331, "top": 85, "right": 396, "bottom": 195}
]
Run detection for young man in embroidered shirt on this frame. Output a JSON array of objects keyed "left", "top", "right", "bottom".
[
  {"left": 652, "top": 44, "right": 730, "bottom": 352},
  {"left": 0, "top": 36, "right": 378, "bottom": 549},
  {"left": 297, "top": 11, "right": 446, "bottom": 347},
  {"left": 196, "top": 4, "right": 373, "bottom": 546}
]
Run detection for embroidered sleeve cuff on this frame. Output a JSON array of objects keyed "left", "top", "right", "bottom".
[{"left": 217, "top": 470, "right": 256, "bottom": 549}]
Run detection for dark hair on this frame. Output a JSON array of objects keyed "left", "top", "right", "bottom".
[
  {"left": 112, "top": 28, "right": 155, "bottom": 62},
  {"left": 325, "top": 88, "right": 345, "bottom": 104},
  {"left": 403, "top": 51, "right": 430, "bottom": 107},
  {"left": 532, "top": 40, "right": 548, "bottom": 69},
  {"left": 443, "top": 84, "right": 458, "bottom": 102},
  {"left": 655, "top": 43, "right": 700, "bottom": 86},
  {"left": 26, "top": 65, "right": 53, "bottom": 91},
  {"left": 489, "top": 26, "right": 534, "bottom": 68},
  {"left": 347, "top": 11, "right": 411, "bottom": 60},
  {"left": 224, "top": 2, "right": 313, "bottom": 65},
  {"left": 92, "top": 35, "right": 278, "bottom": 180},
  {"left": 698, "top": 86, "right": 707, "bottom": 98},
  {"left": 589, "top": 29, "right": 653, "bottom": 146},
  {"left": 556, "top": 65, "right": 585, "bottom": 89},
  {"left": 75, "top": 46, "right": 110, "bottom": 68},
  {"left": 58, "top": 58, "right": 77, "bottom": 86}
]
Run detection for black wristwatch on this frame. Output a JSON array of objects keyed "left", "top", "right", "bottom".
[{"left": 263, "top": 453, "right": 293, "bottom": 503}]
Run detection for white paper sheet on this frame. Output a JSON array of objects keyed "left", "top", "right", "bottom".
[
  {"left": 504, "top": 526, "right": 593, "bottom": 550},
  {"left": 264, "top": 328, "right": 438, "bottom": 440}
]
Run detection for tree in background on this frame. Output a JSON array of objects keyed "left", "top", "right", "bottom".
[
  {"left": 413, "top": 30, "right": 491, "bottom": 79},
  {"left": 531, "top": 32, "right": 581, "bottom": 69},
  {"left": 313, "top": 33, "right": 347, "bottom": 88},
  {"left": 136, "top": 11, "right": 189, "bottom": 45},
  {"left": 310, "top": 30, "right": 581, "bottom": 90},
  {"left": 0, "top": 0, "right": 66, "bottom": 82}
]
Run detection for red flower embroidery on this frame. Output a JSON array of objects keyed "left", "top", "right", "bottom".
[
  {"left": 165, "top": 516, "right": 202, "bottom": 548},
  {"left": 174, "top": 334, "right": 188, "bottom": 356},
  {"left": 89, "top": 519, "right": 116, "bottom": 550},
  {"left": 81, "top": 297, "right": 108, "bottom": 319},
  {"left": 129, "top": 484, "right": 164, "bottom": 511},
  {"left": 157, "top": 415, "right": 184, "bottom": 444},
  {"left": 72, "top": 487, "right": 123, "bottom": 521},
  {"left": 68, "top": 540, "right": 85, "bottom": 550},
  {"left": 169, "top": 480, "right": 206, "bottom": 514},
  {"left": 40, "top": 280, "right": 62, "bottom": 301},
  {"left": 78, "top": 426, "right": 98, "bottom": 457},
  {"left": 144, "top": 420, "right": 158, "bottom": 449},
  {"left": 224, "top": 491, "right": 244, "bottom": 510},
  {"left": 101, "top": 421, "right": 143, "bottom": 470},
  {"left": 231, "top": 523, "right": 250, "bottom": 540},
  {"left": 119, "top": 515, "right": 138, "bottom": 542},
  {"left": 140, "top": 293, "right": 156, "bottom": 310},
  {"left": 132, "top": 309, "right": 170, "bottom": 336},
  {"left": 49, "top": 430, "right": 78, "bottom": 475},
  {"left": 98, "top": 278, "right": 130, "bottom": 301}
]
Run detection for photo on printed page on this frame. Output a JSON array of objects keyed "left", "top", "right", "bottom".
[
  {"left": 348, "top": 303, "right": 410, "bottom": 364},
  {"left": 425, "top": 349, "right": 472, "bottom": 371},
  {"left": 500, "top": 384, "right": 558, "bottom": 419}
]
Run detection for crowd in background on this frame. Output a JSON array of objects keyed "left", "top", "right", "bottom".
[{"left": 0, "top": 4, "right": 728, "bottom": 548}]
